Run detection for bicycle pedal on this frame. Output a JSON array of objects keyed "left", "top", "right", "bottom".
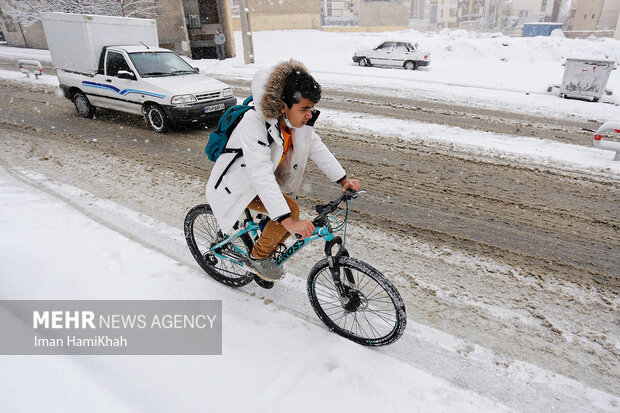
[{"left": 252, "top": 274, "right": 275, "bottom": 289}]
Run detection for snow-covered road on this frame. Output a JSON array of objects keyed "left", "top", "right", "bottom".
[
  {"left": 1, "top": 28, "right": 619, "bottom": 411},
  {"left": 2, "top": 161, "right": 618, "bottom": 412}
]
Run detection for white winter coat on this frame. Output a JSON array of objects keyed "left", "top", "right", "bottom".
[{"left": 205, "top": 62, "right": 346, "bottom": 233}]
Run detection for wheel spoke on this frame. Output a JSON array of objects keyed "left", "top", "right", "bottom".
[
  {"left": 186, "top": 207, "right": 253, "bottom": 287},
  {"left": 309, "top": 257, "right": 404, "bottom": 345}
]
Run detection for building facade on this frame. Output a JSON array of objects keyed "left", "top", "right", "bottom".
[
  {"left": 182, "top": 0, "right": 235, "bottom": 58},
  {"left": 230, "top": 0, "right": 321, "bottom": 30},
  {"left": 0, "top": 0, "right": 236, "bottom": 59},
  {"left": 231, "top": 0, "right": 410, "bottom": 31},
  {"left": 566, "top": 0, "right": 620, "bottom": 37},
  {"left": 507, "top": 0, "right": 554, "bottom": 23},
  {"left": 436, "top": 0, "right": 459, "bottom": 29}
]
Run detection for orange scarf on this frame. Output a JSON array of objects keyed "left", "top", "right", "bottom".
[{"left": 279, "top": 125, "right": 292, "bottom": 166}]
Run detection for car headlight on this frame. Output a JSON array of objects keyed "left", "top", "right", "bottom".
[
  {"left": 171, "top": 94, "right": 197, "bottom": 105},
  {"left": 222, "top": 88, "right": 233, "bottom": 97}
]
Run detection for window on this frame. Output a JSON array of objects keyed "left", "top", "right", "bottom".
[
  {"left": 129, "top": 52, "right": 196, "bottom": 78},
  {"left": 106, "top": 52, "right": 132, "bottom": 77},
  {"left": 519, "top": 10, "right": 528, "bottom": 18},
  {"left": 449, "top": 8, "right": 456, "bottom": 17},
  {"left": 440, "top": 9, "right": 444, "bottom": 17},
  {"left": 198, "top": 0, "right": 219, "bottom": 25},
  {"left": 376, "top": 42, "right": 394, "bottom": 50},
  {"left": 592, "top": 14, "right": 595, "bottom": 19},
  {"left": 540, "top": 0, "right": 547, "bottom": 12},
  {"left": 187, "top": 14, "right": 201, "bottom": 29},
  {"left": 394, "top": 42, "right": 408, "bottom": 52}
]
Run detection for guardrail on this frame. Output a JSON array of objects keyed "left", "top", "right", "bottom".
[
  {"left": 18, "top": 59, "right": 43, "bottom": 79},
  {"left": 594, "top": 122, "right": 620, "bottom": 161}
]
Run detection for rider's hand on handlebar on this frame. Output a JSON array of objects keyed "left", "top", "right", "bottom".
[
  {"left": 281, "top": 217, "right": 315, "bottom": 239},
  {"left": 339, "top": 177, "right": 361, "bottom": 193}
]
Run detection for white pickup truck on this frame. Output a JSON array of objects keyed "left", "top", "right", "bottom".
[{"left": 41, "top": 12, "right": 235, "bottom": 132}]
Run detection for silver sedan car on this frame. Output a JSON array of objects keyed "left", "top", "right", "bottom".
[{"left": 353, "top": 41, "right": 431, "bottom": 70}]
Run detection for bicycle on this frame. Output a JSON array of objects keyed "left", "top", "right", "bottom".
[{"left": 184, "top": 190, "right": 406, "bottom": 346}]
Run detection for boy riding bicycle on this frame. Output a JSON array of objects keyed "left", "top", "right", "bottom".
[{"left": 206, "top": 60, "right": 360, "bottom": 283}]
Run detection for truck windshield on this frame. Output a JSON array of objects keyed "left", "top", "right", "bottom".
[{"left": 129, "top": 52, "right": 196, "bottom": 78}]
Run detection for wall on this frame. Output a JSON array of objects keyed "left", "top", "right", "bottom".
[
  {"left": 359, "top": 0, "right": 410, "bottom": 26},
  {"left": 508, "top": 0, "right": 553, "bottom": 20},
  {"left": 568, "top": 0, "right": 604, "bottom": 31},
  {"left": 232, "top": 13, "right": 321, "bottom": 30},
  {"left": 436, "top": 0, "right": 459, "bottom": 28},
  {"left": 0, "top": 0, "right": 197, "bottom": 55},
  {"left": 232, "top": 0, "right": 410, "bottom": 31},
  {"left": 599, "top": 0, "right": 620, "bottom": 30},
  {"left": 4, "top": 20, "right": 47, "bottom": 49},
  {"left": 158, "top": 0, "right": 191, "bottom": 55}
]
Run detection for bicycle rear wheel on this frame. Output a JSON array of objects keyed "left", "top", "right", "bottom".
[
  {"left": 307, "top": 257, "right": 406, "bottom": 346},
  {"left": 184, "top": 204, "right": 254, "bottom": 287}
]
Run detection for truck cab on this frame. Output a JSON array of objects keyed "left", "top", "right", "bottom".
[{"left": 60, "top": 45, "right": 235, "bottom": 132}]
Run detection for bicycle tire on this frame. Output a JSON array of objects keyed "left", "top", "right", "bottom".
[
  {"left": 184, "top": 204, "right": 254, "bottom": 287},
  {"left": 307, "top": 257, "right": 406, "bottom": 346}
]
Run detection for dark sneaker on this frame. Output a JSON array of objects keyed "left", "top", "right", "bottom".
[
  {"left": 252, "top": 274, "right": 275, "bottom": 289},
  {"left": 247, "top": 256, "right": 286, "bottom": 282}
]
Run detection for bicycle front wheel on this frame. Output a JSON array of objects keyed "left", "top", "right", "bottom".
[
  {"left": 307, "top": 257, "right": 406, "bottom": 346},
  {"left": 184, "top": 204, "right": 254, "bottom": 287}
]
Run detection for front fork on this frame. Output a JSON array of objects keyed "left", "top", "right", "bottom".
[{"left": 324, "top": 237, "right": 356, "bottom": 305}]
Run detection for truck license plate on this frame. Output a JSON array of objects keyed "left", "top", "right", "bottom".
[{"left": 205, "top": 104, "right": 225, "bottom": 113}]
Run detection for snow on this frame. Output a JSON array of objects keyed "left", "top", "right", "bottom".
[
  {"left": 319, "top": 108, "right": 620, "bottom": 174},
  {"left": 2, "top": 29, "right": 619, "bottom": 175},
  {"left": 198, "top": 29, "right": 620, "bottom": 122},
  {"left": 2, "top": 28, "right": 620, "bottom": 411},
  {"left": 0, "top": 164, "right": 514, "bottom": 412}
]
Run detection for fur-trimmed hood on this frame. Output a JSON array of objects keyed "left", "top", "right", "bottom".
[{"left": 251, "top": 59, "right": 309, "bottom": 121}]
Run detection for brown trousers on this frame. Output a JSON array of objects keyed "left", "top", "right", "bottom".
[{"left": 247, "top": 194, "right": 300, "bottom": 259}]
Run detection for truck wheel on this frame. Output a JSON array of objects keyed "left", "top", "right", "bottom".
[
  {"left": 359, "top": 58, "right": 369, "bottom": 67},
  {"left": 144, "top": 104, "right": 170, "bottom": 133},
  {"left": 404, "top": 61, "right": 418, "bottom": 70},
  {"left": 74, "top": 91, "right": 95, "bottom": 118}
]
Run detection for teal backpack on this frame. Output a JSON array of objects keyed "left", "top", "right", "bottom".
[
  {"left": 205, "top": 96, "right": 256, "bottom": 162},
  {"left": 206, "top": 96, "right": 273, "bottom": 190}
]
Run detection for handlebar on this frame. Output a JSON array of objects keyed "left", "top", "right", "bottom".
[
  {"left": 292, "top": 190, "right": 364, "bottom": 239},
  {"left": 313, "top": 189, "right": 359, "bottom": 223}
]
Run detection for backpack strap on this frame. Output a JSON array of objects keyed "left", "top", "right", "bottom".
[
  {"left": 213, "top": 148, "right": 243, "bottom": 190},
  {"left": 266, "top": 122, "right": 275, "bottom": 145},
  {"left": 213, "top": 122, "right": 273, "bottom": 190}
]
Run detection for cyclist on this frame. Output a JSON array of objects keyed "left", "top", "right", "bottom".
[{"left": 206, "top": 59, "right": 360, "bottom": 282}]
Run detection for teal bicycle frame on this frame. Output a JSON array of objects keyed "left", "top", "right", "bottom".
[
  {"left": 208, "top": 213, "right": 336, "bottom": 267},
  {"left": 208, "top": 190, "right": 358, "bottom": 270}
]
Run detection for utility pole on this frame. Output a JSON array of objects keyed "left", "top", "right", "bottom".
[
  {"left": 484, "top": 0, "right": 504, "bottom": 31},
  {"left": 551, "top": 0, "right": 562, "bottom": 22},
  {"left": 238, "top": 0, "right": 254, "bottom": 64},
  {"left": 496, "top": 0, "right": 505, "bottom": 31}
]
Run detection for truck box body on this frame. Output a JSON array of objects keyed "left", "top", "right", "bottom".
[{"left": 41, "top": 12, "right": 158, "bottom": 75}]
